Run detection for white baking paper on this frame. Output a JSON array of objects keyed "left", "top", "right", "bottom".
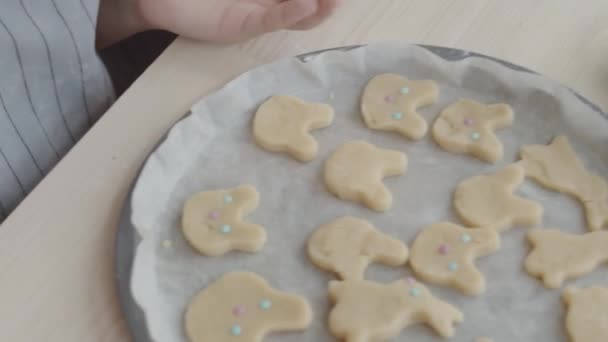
[{"left": 130, "top": 43, "right": 608, "bottom": 342}]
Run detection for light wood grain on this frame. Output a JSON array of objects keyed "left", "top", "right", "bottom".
[{"left": 1, "top": 1, "right": 607, "bottom": 341}]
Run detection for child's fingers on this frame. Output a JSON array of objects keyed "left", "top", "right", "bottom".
[
  {"left": 290, "top": 0, "right": 343, "bottom": 30},
  {"left": 245, "top": 0, "right": 319, "bottom": 35},
  {"left": 318, "top": 0, "right": 343, "bottom": 17}
]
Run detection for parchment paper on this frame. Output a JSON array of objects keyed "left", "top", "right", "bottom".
[{"left": 130, "top": 44, "right": 608, "bottom": 342}]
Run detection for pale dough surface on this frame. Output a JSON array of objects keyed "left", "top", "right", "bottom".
[
  {"left": 525, "top": 229, "right": 608, "bottom": 288},
  {"left": 361, "top": 73, "right": 438, "bottom": 140},
  {"left": 324, "top": 140, "right": 407, "bottom": 212},
  {"left": 328, "top": 278, "right": 463, "bottom": 341},
  {"left": 563, "top": 287, "right": 608, "bottom": 342},
  {"left": 454, "top": 164, "right": 543, "bottom": 231},
  {"left": 519, "top": 136, "right": 608, "bottom": 231},
  {"left": 476, "top": 338, "right": 494, "bottom": 342},
  {"left": 307, "top": 216, "right": 408, "bottom": 280},
  {"left": 253, "top": 95, "right": 334, "bottom": 162},
  {"left": 432, "top": 99, "right": 513, "bottom": 163},
  {"left": 185, "top": 272, "right": 312, "bottom": 342},
  {"left": 410, "top": 222, "right": 500, "bottom": 296},
  {"left": 182, "top": 185, "right": 266, "bottom": 256}
]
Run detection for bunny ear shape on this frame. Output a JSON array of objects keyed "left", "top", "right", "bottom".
[
  {"left": 525, "top": 229, "right": 608, "bottom": 288},
  {"left": 562, "top": 286, "right": 608, "bottom": 342},
  {"left": 421, "top": 295, "right": 465, "bottom": 338},
  {"left": 307, "top": 216, "right": 408, "bottom": 280},
  {"left": 453, "top": 164, "right": 543, "bottom": 231},
  {"left": 185, "top": 272, "right": 311, "bottom": 342},
  {"left": 410, "top": 222, "right": 500, "bottom": 296},
  {"left": 487, "top": 103, "right": 515, "bottom": 127},
  {"left": 432, "top": 99, "right": 514, "bottom": 163},
  {"left": 361, "top": 74, "right": 438, "bottom": 140},
  {"left": 519, "top": 136, "right": 608, "bottom": 231},
  {"left": 182, "top": 185, "right": 266, "bottom": 256},
  {"left": 324, "top": 140, "right": 407, "bottom": 212},
  {"left": 253, "top": 95, "right": 334, "bottom": 162},
  {"left": 584, "top": 201, "right": 608, "bottom": 232},
  {"left": 327, "top": 278, "right": 462, "bottom": 341}
]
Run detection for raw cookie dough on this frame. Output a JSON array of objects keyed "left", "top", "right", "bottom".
[
  {"left": 182, "top": 185, "right": 266, "bottom": 256},
  {"left": 185, "top": 272, "right": 312, "bottom": 342},
  {"left": 308, "top": 216, "right": 409, "bottom": 280},
  {"left": 410, "top": 222, "right": 500, "bottom": 296},
  {"left": 328, "top": 278, "right": 463, "bottom": 341},
  {"left": 518, "top": 136, "right": 608, "bottom": 231},
  {"left": 562, "top": 286, "right": 608, "bottom": 342},
  {"left": 361, "top": 73, "right": 439, "bottom": 140},
  {"left": 454, "top": 164, "right": 543, "bottom": 231},
  {"left": 525, "top": 229, "right": 608, "bottom": 288},
  {"left": 432, "top": 99, "right": 514, "bottom": 163},
  {"left": 253, "top": 95, "right": 334, "bottom": 162},
  {"left": 324, "top": 140, "right": 407, "bottom": 211}
]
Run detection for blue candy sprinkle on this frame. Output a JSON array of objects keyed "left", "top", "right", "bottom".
[
  {"left": 259, "top": 299, "right": 272, "bottom": 310},
  {"left": 221, "top": 225, "right": 232, "bottom": 234},
  {"left": 448, "top": 261, "right": 460, "bottom": 271},
  {"left": 230, "top": 325, "right": 242, "bottom": 336},
  {"left": 409, "top": 288, "right": 421, "bottom": 297},
  {"left": 392, "top": 112, "right": 404, "bottom": 120}
]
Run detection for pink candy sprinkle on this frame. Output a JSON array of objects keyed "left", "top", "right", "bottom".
[
  {"left": 233, "top": 305, "right": 246, "bottom": 316},
  {"left": 384, "top": 95, "right": 396, "bottom": 103},
  {"left": 406, "top": 277, "right": 416, "bottom": 285},
  {"left": 463, "top": 117, "right": 475, "bottom": 126},
  {"left": 208, "top": 211, "right": 220, "bottom": 220},
  {"left": 438, "top": 244, "right": 450, "bottom": 255}
]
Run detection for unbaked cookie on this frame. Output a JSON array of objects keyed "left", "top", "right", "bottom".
[
  {"left": 185, "top": 272, "right": 312, "bottom": 342},
  {"left": 477, "top": 338, "right": 494, "bottom": 342},
  {"left": 361, "top": 73, "right": 438, "bottom": 140},
  {"left": 454, "top": 164, "right": 543, "bottom": 231},
  {"left": 328, "top": 277, "right": 463, "bottom": 341},
  {"left": 525, "top": 229, "right": 608, "bottom": 288},
  {"left": 307, "top": 216, "right": 409, "bottom": 280},
  {"left": 182, "top": 185, "right": 266, "bottom": 256},
  {"left": 410, "top": 222, "right": 500, "bottom": 296},
  {"left": 324, "top": 140, "right": 407, "bottom": 211},
  {"left": 519, "top": 136, "right": 608, "bottom": 231},
  {"left": 253, "top": 95, "right": 334, "bottom": 162},
  {"left": 563, "top": 286, "right": 608, "bottom": 342},
  {"left": 432, "top": 99, "right": 514, "bottom": 163}
]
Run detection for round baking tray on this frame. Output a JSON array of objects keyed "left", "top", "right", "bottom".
[{"left": 114, "top": 44, "right": 607, "bottom": 341}]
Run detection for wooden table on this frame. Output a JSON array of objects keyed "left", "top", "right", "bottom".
[{"left": 1, "top": 1, "right": 607, "bottom": 341}]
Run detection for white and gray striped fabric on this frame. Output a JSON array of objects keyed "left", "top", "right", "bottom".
[{"left": 0, "top": 0, "right": 114, "bottom": 222}]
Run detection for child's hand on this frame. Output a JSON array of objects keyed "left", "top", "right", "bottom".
[{"left": 138, "top": 0, "right": 343, "bottom": 43}]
